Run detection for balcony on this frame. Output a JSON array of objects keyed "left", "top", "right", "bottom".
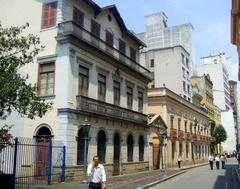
[
  {"left": 76, "top": 95, "right": 147, "bottom": 125},
  {"left": 57, "top": 21, "right": 151, "bottom": 79},
  {"left": 186, "top": 132, "right": 191, "bottom": 140},
  {"left": 192, "top": 133, "right": 197, "bottom": 140},
  {"left": 178, "top": 130, "right": 184, "bottom": 140},
  {"left": 170, "top": 128, "right": 178, "bottom": 139}
]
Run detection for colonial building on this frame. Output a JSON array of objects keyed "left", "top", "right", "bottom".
[
  {"left": 191, "top": 74, "right": 222, "bottom": 153},
  {"left": 148, "top": 87, "right": 211, "bottom": 168},
  {"left": 229, "top": 80, "right": 239, "bottom": 150},
  {"left": 0, "top": 0, "right": 151, "bottom": 179}
]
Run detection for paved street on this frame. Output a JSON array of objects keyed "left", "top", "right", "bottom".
[{"left": 149, "top": 158, "right": 240, "bottom": 189}]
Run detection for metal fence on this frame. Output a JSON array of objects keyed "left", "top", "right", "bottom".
[{"left": 0, "top": 137, "right": 66, "bottom": 189}]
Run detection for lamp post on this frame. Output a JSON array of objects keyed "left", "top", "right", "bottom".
[
  {"left": 81, "top": 120, "right": 91, "bottom": 184},
  {"left": 161, "top": 132, "right": 168, "bottom": 175}
]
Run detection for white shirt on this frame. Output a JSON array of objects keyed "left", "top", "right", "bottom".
[
  {"left": 215, "top": 156, "right": 220, "bottom": 162},
  {"left": 209, "top": 155, "right": 214, "bottom": 161},
  {"left": 87, "top": 163, "right": 106, "bottom": 183}
]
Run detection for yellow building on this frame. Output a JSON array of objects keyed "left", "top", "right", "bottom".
[
  {"left": 191, "top": 74, "right": 222, "bottom": 153},
  {"left": 148, "top": 87, "right": 211, "bottom": 168}
]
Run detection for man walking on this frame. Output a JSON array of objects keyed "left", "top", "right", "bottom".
[
  {"left": 220, "top": 154, "right": 226, "bottom": 169},
  {"left": 87, "top": 155, "right": 106, "bottom": 189},
  {"left": 215, "top": 155, "right": 220, "bottom": 169},
  {"left": 177, "top": 154, "right": 182, "bottom": 168},
  {"left": 208, "top": 154, "right": 214, "bottom": 170}
]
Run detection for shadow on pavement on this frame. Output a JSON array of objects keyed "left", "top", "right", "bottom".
[{"left": 212, "top": 163, "right": 239, "bottom": 189}]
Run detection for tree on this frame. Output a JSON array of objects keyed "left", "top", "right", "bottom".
[
  {"left": 213, "top": 124, "right": 227, "bottom": 145},
  {"left": 0, "top": 23, "right": 52, "bottom": 145}
]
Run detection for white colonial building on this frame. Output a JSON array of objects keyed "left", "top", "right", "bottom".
[{"left": 0, "top": 0, "right": 151, "bottom": 179}]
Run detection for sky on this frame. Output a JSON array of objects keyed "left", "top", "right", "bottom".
[
  {"left": 95, "top": 0, "right": 238, "bottom": 80},
  {"left": 95, "top": 0, "right": 240, "bottom": 103}
]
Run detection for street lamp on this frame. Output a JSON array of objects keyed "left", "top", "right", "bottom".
[
  {"left": 81, "top": 119, "right": 91, "bottom": 184},
  {"left": 161, "top": 132, "right": 168, "bottom": 175}
]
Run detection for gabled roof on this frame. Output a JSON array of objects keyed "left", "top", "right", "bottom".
[
  {"left": 83, "top": 0, "right": 146, "bottom": 47},
  {"left": 149, "top": 114, "right": 167, "bottom": 129}
]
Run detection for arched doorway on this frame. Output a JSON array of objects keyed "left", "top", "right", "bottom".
[
  {"left": 97, "top": 130, "right": 106, "bottom": 163},
  {"left": 127, "top": 134, "right": 134, "bottom": 162},
  {"left": 35, "top": 126, "right": 52, "bottom": 179},
  {"left": 139, "top": 135, "right": 144, "bottom": 161},
  {"left": 113, "top": 132, "right": 120, "bottom": 175},
  {"left": 77, "top": 128, "right": 85, "bottom": 165},
  {"left": 152, "top": 133, "right": 160, "bottom": 169}
]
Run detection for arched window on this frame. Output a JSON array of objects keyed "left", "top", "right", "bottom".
[
  {"left": 77, "top": 129, "right": 85, "bottom": 165},
  {"left": 36, "top": 126, "right": 52, "bottom": 143},
  {"left": 97, "top": 130, "right": 106, "bottom": 163},
  {"left": 127, "top": 134, "right": 134, "bottom": 162},
  {"left": 139, "top": 135, "right": 144, "bottom": 161}
]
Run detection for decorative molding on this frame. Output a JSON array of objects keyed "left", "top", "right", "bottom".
[
  {"left": 96, "top": 66, "right": 110, "bottom": 76},
  {"left": 37, "top": 54, "right": 57, "bottom": 62},
  {"left": 77, "top": 56, "right": 93, "bottom": 68}
]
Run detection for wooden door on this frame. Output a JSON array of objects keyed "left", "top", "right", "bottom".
[
  {"left": 36, "top": 138, "right": 49, "bottom": 179},
  {"left": 152, "top": 144, "right": 160, "bottom": 169}
]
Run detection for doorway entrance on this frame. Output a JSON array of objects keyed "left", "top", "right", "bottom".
[
  {"left": 113, "top": 132, "right": 120, "bottom": 175},
  {"left": 35, "top": 126, "right": 52, "bottom": 179}
]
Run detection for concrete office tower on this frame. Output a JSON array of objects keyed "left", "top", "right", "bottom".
[
  {"left": 138, "top": 12, "right": 195, "bottom": 101},
  {"left": 197, "top": 53, "right": 236, "bottom": 152},
  {"left": 197, "top": 53, "right": 231, "bottom": 111}
]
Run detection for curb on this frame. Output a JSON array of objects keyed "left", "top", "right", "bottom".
[
  {"left": 137, "top": 163, "right": 208, "bottom": 189},
  {"left": 136, "top": 171, "right": 186, "bottom": 189}
]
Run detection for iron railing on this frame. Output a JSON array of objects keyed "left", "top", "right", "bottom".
[
  {"left": 76, "top": 95, "right": 148, "bottom": 125},
  {"left": 57, "top": 21, "right": 151, "bottom": 79},
  {"left": 0, "top": 137, "right": 65, "bottom": 189}
]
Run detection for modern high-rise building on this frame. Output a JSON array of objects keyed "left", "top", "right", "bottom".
[
  {"left": 197, "top": 53, "right": 236, "bottom": 152},
  {"left": 137, "top": 12, "right": 195, "bottom": 101},
  {"left": 197, "top": 53, "right": 231, "bottom": 111}
]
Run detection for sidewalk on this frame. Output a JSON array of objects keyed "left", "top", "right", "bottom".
[{"left": 30, "top": 163, "right": 207, "bottom": 189}]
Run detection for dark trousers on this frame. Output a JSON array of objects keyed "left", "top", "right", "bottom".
[
  {"left": 209, "top": 161, "right": 213, "bottom": 170},
  {"left": 221, "top": 161, "right": 225, "bottom": 169},
  {"left": 178, "top": 161, "right": 181, "bottom": 168},
  {"left": 89, "top": 182, "right": 101, "bottom": 189},
  {"left": 216, "top": 161, "right": 219, "bottom": 169}
]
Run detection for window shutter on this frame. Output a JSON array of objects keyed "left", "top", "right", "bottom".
[{"left": 41, "top": 2, "right": 57, "bottom": 29}]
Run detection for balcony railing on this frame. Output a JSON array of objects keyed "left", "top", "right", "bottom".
[
  {"left": 57, "top": 21, "right": 151, "bottom": 79},
  {"left": 192, "top": 133, "right": 197, "bottom": 140},
  {"left": 170, "top": 128, "right": 178, "bottom": 139},
  {"left": 76, "top": 95, "right": 147, "bottom": 125},
  {"left": 178, "top": 130, "right": 184, "bottom": 140},
  {"left": 186, "top": 132, "right": 191, "bottom": 140}
]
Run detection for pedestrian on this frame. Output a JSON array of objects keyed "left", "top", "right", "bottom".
[
  {"left": 208, "top": 154, "right": 214, "bottom": 170},
  {"left": 87, "top": 155, "right": 107, "bottom": 189},
  {"left": 215, "top": 155, "right": 220, "bottom": 169},
  {"left": 220, "top": 154, "right": 226, "bottom": 169},
  {"left": 177, "top": 154, "right": 182, "bottom": 168}
]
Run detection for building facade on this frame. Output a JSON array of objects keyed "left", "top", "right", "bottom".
[
  {"left": 139, "top": 46, "right": 193, "bottom": 101},
  {"left": 0, "top": 0, "right": 151, "bottom": 179},
  {"left": 191, "top": 74, "right": 222, "bottom": 153},
  {"left": 231, "top": 0, "right": 240, "bottom": 80},
  {"left": 148, "top": 87, "right": 211, "bottom": 168},
  {"left": 197, "top": 53, "right": 236, "bottom": 152},
  {"left": 137, "top": 12, "right": 196, "bottom": 70},
  {"left": 229, "top": 80, "right": 239, "bottom": 149}
]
